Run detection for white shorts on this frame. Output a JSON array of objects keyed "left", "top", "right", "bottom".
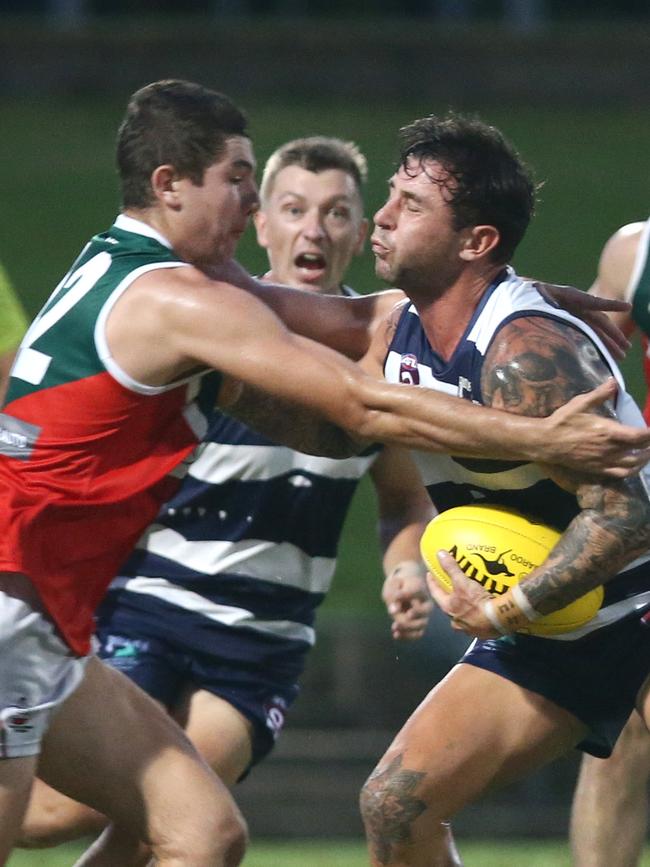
[{"left": 0, "top": 573, "right": 89, "bottom": 758}]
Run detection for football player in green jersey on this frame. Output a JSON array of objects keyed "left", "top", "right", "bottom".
[{"left": 570, "top": 221, "right": 650, "bottom": 867}]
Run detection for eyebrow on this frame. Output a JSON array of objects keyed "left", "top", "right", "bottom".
[
  {"left": 387, "top": 179, "right": 423, "bottom": 204},
  {"left": 232, "top": 159, "right": 255, "bottom": 172},
  {"left": 277, "top": 192, "right": 356, "bottom": 205}
]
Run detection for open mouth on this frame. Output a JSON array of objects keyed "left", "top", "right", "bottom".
[{"left": 295, "top": 252, "right": 327, "bottom": 272}]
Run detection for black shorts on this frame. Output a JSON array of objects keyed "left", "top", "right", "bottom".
[
  {"left": 96, "top": 624, "right": 299, "bottom": 777},
  {"left": 462, "top": 612, "right": 650, "bottom": 757}
]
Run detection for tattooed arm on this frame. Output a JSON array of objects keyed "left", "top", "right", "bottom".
[
  {"left": 222, "top": 382, "right": 365, "bottom": 457},
  {"left": 218, "top": 300, "right": 409, "bottom": 457},
  {"left": 430, "top": 314, "right": 650, "bottom": 637},
  {"left": 220, "top": 296, "right": 650, "bottom": 467}
]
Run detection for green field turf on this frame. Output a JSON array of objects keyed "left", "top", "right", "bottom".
[{"left": 6, "top": 838, "right": 650, "bottom": 866}]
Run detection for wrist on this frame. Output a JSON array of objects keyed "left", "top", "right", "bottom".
[
  {"left": 482, "top": 599, "right": 509, "bottom": 635},
  {"left": 511, "top": 583, "right": 542, "bottom": 622},
  {"left": 485, "top": 586, "right": 539, "bottom": 635}
]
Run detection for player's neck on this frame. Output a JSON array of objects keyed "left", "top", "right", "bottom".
[{"left": 413, "top": 267, "right": 503, "bottom": 360}]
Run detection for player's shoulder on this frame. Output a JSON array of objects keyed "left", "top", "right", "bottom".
[
  {"left": 602, "top": 221, "right": 646, "bottom": 266},
  {"left": 131, "top": 262, "right": 228, "bottom": 304},
  {"left": 373, "top": 288, "right": 408, "bottom": 317},
  {"left": 595, "top": 221, "right": 647, "bottom": 298}
]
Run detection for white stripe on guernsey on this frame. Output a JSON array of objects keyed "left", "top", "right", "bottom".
[
  {"left": 94, "top": 261, "right": 195, "bottom": 395},
  {"left": 135, "top": 525, "right": 336, "bottom": 593},
  {"left": 11, "top": 347, "right": 52, "bottom": 385},
  {"left": 626, "top": 218, "right": 650, "bottom": 301},
  {"left": 410, "top": 451, "right": 546, "bottom": 490},
  {"left": 546, "top": 591, "right": 650, "bottom": 642},
  {"left": 188, "top": 441, "right": 376, "bottom": 484},
  {"left": 110, "top": 575, "right": 315, "bottom": 645}
]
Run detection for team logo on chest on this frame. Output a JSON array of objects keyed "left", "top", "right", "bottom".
[{"left": 399, "top": 354, "right": 420, "bottom": 385}]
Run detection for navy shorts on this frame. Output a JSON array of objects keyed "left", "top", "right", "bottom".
[
  {"left": 462, "top": 612, "right": 650, "bottom": 757},
  {"left": 96, "top": 623, "right": 300, "bottom": 776}
]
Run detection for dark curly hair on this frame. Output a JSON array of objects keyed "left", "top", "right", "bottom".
[{"left": 398, "top": 113, "right": 537, "bottom": 263}]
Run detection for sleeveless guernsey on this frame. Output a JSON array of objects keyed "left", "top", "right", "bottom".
[
  {"left": 104, "top": 285, "right": 381, "bottom": 666},
  {"left": 0, "top": 215, "right": 220, "bottom": 654},
  {"left": 384, "top": 268, "right": 650, "bottom": 640}
]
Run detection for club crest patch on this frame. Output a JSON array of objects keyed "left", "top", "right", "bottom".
[{"left": 399, "top": 354, "right": 420, "bottom": 385}]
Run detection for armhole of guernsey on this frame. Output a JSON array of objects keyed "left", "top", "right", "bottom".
[
  {"left": 628, "top": 218, "right": 650, "bottom": 302},
  {"left": 94, "top": 261, "right": 194, "bottom": 395}
]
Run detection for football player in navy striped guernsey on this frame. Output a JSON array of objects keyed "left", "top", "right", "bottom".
[{"left": 357, "top": 114, "right": 650, "bottom": 866}]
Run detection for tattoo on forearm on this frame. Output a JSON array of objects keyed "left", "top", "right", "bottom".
[
  {"left": 494, "top": 595, "right": 526, "bottom": 630},
  {"left": 361, "top": 755, "right": 427, "bottom": 864},
  {"left": 482, "top": 316, "right": 650, "bottom": 612},
  {"left": 523, "top": 477, "right": 650, "bottom": 613},
  {"left": 228, "top": 386, "right": 358, "bottom": 457}
]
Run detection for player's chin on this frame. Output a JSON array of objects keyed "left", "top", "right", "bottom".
[{"left": 373, "top": 259, "right": 391, "bottom": 281}]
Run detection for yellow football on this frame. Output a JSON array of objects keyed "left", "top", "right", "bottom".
[{"left": 420, "top": 504, "right": 603, "bottom": 637}]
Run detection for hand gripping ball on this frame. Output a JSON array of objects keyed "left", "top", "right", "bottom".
[{"left": 420, "top": 504, "right": 603, "bottom": 636}]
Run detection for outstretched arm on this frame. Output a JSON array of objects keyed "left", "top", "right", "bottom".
[
  {"left": 208, "top": 257, "right": 403, "bottom": 361},
  {"left": 113, "top": 266, "right": 650, "bottom": 472},
  {"left": 428, "top": 315, "right": 650, "bottom": 638},
  {"left": 535, "top": 281, "right": 631, "bottom": 359}
]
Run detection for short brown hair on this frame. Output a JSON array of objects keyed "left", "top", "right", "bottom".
[{"left": 116, "top": 79, "right": 249, "bottom": 210}]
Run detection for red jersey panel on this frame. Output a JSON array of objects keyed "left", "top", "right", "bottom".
[{"left": 0, "top": 372, "right": 200, "bottom": 654}]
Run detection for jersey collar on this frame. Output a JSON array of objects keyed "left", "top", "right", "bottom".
[{"left": 114, "top": 213, "right": 173, "bottom": 250}]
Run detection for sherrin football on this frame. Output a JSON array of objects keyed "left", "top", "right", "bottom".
[{"left": 420, "top": 504, "right": 603, "bottom": 637}]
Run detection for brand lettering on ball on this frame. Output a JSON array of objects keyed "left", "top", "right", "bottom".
[
  {"left": 508, "top": 552, "right": 538, "bottom": 569},
  {"left": 448, "top": 544, "right": 516, "bottom": 595}
]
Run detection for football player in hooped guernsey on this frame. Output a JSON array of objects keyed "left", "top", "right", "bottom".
[
  {"left": 358, "top": 114, "right": 650, "bottom": 867},
  {"left": 0, "top": 81, "right": 649, "bottom": 865}
]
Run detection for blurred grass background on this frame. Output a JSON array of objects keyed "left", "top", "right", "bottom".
[
  {"left": 2, "top": 95, "right": 649, "bottom": 616},
  {"left": 8, "top": 838, "right": 650, "bottom": 866}
]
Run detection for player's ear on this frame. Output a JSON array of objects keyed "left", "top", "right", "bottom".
[
  {"left": 460, "top": 225, "right": 500, "bottom": 261},
  {"left": 353, "top": 217, "right": 370, "bottom": 256},
  {"left": 254, "top": 210, "right": 269, "bottom": 248},
  {"left": 151, "top": 165, "right": 182, "bottom": 209}
]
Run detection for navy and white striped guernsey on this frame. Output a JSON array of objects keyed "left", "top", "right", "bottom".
[
  {"left": 99, "top": 286, "right": 381, "bottom": 671},
  {"left": 384, "top": 267, "right": 650, "bottom": 641}
]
